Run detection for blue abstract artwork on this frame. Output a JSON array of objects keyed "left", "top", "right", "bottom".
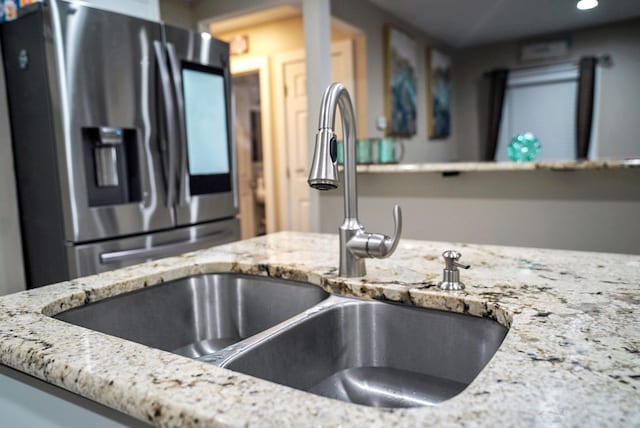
[
  {"left": 387, "top": 27, "right": 417, "bottom": 136},
  {"left": 428, "top": 49, "right": 451, "bottom": 139}
]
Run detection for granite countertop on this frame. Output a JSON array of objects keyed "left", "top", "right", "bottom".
[
  {"left": 351, "top": 159, "right": 640, "bottom": 174},
  {"left": 0, "top": 232, "right": 638, "bottom": 426}
]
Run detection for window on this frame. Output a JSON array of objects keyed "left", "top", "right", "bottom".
[{"left": 496, "top": 64, "right": 579, "bottom": 161}]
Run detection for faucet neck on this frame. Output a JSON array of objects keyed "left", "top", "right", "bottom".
[
  {"left": 310, "top": 83, "right": 403, "bottom": 278},
  {"left": 318, "top": 83, "right": 359, "bottom": 222}
]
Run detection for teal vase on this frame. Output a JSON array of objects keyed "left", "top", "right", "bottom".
[{"left": 507, "top": 133, "right": 541, "bottom": 162}]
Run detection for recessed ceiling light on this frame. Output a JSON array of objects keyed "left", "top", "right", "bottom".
[{"left": 577, "top": 0, "right": 598, "bottom": 10}]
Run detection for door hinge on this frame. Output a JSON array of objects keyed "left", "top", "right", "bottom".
[{"left": 284, "top": 85, "right": 288, "bottom": 98}]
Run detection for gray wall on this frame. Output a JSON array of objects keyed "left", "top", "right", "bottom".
[
  {"left": 187, "top": 0, "right": 458, "bottom": 163},
  {"left": 452, "top": 18, "right": 640, "bottom": 161},
  {"left": 159, "top": 0, "right": 197, "bottom": 30},
  {"left": 185, "top": 1, "right": 640, "bottom": 255},
  {"left": 330, "top": 0, "right": 456, "bottom": 163},
  {"left": 0, "top": 41, "right": 26, "bottom": 295},
  {"left": 319, "top": 169, "right": 640, "bottom": 254}
]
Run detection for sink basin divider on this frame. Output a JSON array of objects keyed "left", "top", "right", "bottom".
[{"left": 197, "top": 295, "right": 346, "bottom": 366}]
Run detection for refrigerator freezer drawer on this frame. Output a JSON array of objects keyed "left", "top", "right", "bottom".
[{"left": 68, "top": 219, "right": 240, "bottom": 280}]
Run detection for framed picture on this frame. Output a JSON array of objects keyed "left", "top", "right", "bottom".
[
  {"left": 427, "top": 48, "right": 451, "bottom": 139},
  {"left": 384, "top": 26, "right": 417, "bottom": 136}
]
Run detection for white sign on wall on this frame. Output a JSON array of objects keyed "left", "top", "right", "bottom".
[{"left": 520, "top": 39, "right": 570, "bottom": 62}]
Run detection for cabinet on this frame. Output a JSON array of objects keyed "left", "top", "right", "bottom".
[{"left": 0, "top": 365, "right": 147, "bottom": 427}]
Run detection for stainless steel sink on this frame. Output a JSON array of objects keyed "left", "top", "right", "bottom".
[
  {"left": 54, "top": 273, "right": 329, "bottom": 358},
  {"left": 215, "top": 296, "right": 508, "bottom": 408},
  {"left": 55, "top": 273, "right": 508, "bottom": 408}
]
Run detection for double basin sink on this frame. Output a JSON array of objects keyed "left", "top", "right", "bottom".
[{"left": 54, "top": 274, "right": 508, "bottom": 408}]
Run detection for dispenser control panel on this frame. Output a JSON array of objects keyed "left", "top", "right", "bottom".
[
  {"left": 82, "top": 126, "right": 141, "bottom": 207},
  {"left": 95, "top": 127, "right": 124, "bottom": 188}
]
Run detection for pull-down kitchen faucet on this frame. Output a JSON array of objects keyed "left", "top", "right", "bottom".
[{"left": 308, "top": 83, "right": 402, "bottom": 277}]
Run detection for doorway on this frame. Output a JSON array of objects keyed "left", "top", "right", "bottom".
[
  {"left": 231, "top": 56, "right": 275, "bottom": 239},
  {"left": 274, "top": 39, "right": 356, "bottom": 232},
  {"left": 233, "top": 72, "right": 265, "bottom": 238}
]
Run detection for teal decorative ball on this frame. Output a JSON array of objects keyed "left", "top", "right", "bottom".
[{"left": 507, "top": 132, "right": 541, "bottom": 162}]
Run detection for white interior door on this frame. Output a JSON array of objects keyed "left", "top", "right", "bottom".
[
  {"left": 283, "top": 60, "right": 310, "bottom": 231},
  {"left": 282, "top": 39, "right": 355, "bottom": 232}
]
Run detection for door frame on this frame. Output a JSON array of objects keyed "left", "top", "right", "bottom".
[
  {"left": 273, "top": 39, "right": 355, "bottom": 231},
  {"left": 273, "top": 49, "right": 305, "bottom": 231},
  {"left": 230, "top": 55, "right": 276, "bottom": 234}
]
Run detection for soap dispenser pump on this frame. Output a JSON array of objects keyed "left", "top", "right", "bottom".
[{"left": 439, "top": 250, "right": 470, "bottom": 290}]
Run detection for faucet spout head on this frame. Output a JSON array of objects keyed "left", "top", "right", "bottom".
[{"left": 308, "top": 129, "right": 339, "bottom": 191}]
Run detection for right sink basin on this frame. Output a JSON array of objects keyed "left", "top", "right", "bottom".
[{"left": 220, "top": 297, "right": 508, "bottom": 408}]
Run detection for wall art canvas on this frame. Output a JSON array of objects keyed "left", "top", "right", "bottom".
[
  {"left": 427, "top": 48, "right": 451, "bottom": 139},
  {"left": 385, "top": 27, "right": 417, "bottom": 136}
]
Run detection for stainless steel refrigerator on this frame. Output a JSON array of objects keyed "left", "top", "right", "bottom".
[{"left": 1, "top": 0, "right": 240, "bottom": 288}]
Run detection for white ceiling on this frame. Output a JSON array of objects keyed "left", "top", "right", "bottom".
[{"left": 369, "top": 0, "right": 640, "bottom": 47}]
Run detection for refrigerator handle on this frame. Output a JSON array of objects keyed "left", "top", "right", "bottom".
[
  {"left": 166, "top": 42, "right": 190, "bottom": 207},
  {"left": 99, "top": 230, "right": 230, "bottom": 264},
  {"left": 153, "top": 40, "right": 177, "bottom": 208}
]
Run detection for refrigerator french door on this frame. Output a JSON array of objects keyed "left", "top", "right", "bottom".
[
  {"left": 161, "top": 25, "right": 238, "bottom": 226},
  {"left": 0, "top": 0, "right": 239, "bottom": 287}
]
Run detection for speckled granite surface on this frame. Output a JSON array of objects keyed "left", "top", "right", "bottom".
[
  {"left": 353, "top": 159, "right": 640, "bottom": 174},
  {"left": 0, "top": 232, "right": 638, "bottom": 427}
]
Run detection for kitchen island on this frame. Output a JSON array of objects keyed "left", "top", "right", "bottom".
[{"left": 0, "top": 232, "right": 638, "bottom": 426}]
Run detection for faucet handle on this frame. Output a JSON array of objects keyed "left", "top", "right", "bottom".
[
  {"left": 363, "top": 204, "right": 402, "bottom": 258},
  {"left": 387, "top": 204, "right": 402, "bottom": 255}
]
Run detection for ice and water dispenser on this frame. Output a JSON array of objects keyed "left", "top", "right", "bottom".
[{"left": 82, "top": 126, "right": 142, "bottom": 206}]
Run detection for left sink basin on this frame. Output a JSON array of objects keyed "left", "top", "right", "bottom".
[{"left": 54, "top": 273, "right": 329, "bottom": 358}]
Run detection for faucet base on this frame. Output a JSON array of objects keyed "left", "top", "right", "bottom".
[
  {"left": 339, "top": 256, "right": 366, "bottom": 278},
  {"left": 439, "top": 280, "right": 465, "bottom": 291},
  {"left": 339, "top": 224, "right": 367, "bottom": 277}
]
